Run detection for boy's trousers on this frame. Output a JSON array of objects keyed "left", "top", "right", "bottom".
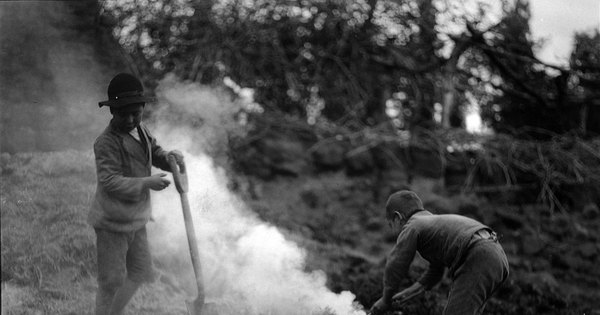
[{"left": 444, "top": 236, "right": 510, "bottom": 315}]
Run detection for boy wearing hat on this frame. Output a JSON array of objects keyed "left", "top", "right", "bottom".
[
  {"left": 90, "top": 73, "right": 183, "bottom": 315},
  {"left": 369, "top": 190, "right": 509, "bottom": 315}
]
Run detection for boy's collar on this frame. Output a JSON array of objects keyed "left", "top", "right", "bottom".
[
  {"left": 108, "top": 119, "right": 142, "bottom": 134},
  {"left": 406, "top": 208, "right": 428, "bottom": 219}
]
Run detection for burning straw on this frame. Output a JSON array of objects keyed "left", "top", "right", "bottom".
[{"left": 146, "top": 75, "right": 366, "bottom": 315}]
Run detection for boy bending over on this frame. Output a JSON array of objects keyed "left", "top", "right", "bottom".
[{"left": 370, "top": 190, "right": 509, "bottom": 315}]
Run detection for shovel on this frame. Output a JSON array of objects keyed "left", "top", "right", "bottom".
[{"left": 168, "top": 155, "right": 206, "bottom": 315}]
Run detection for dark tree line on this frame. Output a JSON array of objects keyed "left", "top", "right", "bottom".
[{"left": 98, "top": 0, "right": 600, "bottom": 137}]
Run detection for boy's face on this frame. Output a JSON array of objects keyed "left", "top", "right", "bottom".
[{"left": 110, "top": 103, "right": 144, "bottom": 132}]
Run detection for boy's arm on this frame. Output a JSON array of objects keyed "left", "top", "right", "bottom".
[
  {"left": 143, "top": 126, "right": 174, "bottom": 171},
  {"left": 391, "top": 282, "right": 424, "bottom": 304},
  {"left": 95, "top": 137, "right": 149, "bottom": 202},
  {"left": 417, "top": 263, "right": 445, "bottom": 289},
  {"left": 382, "top": 227, "right": 418, "bottom": 303},
  {"left": 151, "top": 141, "right": 171, "bottom": 171}
]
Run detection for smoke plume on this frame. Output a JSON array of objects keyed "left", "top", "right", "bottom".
[
  {"left": 0, "top": 2, "right": 113, "bottom": 153},
  {"left": 147, "top": 75, "right": 366, "bottom": 315}
]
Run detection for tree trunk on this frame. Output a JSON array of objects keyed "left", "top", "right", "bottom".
[
  {"left": 441, "top": 64, "right": 457, "bottom": 128},
  {"left": 579, "top": 102, "right": 588, "bottom": 135}
]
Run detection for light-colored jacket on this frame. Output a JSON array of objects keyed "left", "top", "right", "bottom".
[{"left": 88, "top": 120, "right": 170, "bottom": 232}]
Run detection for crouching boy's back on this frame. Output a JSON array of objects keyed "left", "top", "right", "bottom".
[{"left": 370, "top": 190, "right": 509, "bottom": 315}]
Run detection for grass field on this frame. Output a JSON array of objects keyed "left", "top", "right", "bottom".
[{"left": 0, "top": 151, "right": 192, "bottom": 314}]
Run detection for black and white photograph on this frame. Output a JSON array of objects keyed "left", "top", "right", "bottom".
[{"left": 1, "top": 0, "right": 599, "bottom": 314}]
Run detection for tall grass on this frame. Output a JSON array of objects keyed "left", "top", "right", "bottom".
[{"left": 1, "top": 150, "right": 96, "bottom": 287}]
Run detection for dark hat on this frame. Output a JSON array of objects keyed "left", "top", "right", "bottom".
[
  {"left": 98, "top": 73, "right": 155, "bottom": 108},
  {"left": 385, "top": 190, "right": 424, "bottom": 220}
]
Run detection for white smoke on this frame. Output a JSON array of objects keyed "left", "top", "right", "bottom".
[{"left": 147, "top": 75, "right": 366, "bottom": 315}]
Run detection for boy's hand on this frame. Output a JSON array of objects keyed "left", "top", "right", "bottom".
[
  {"left": 369, "top": 297, "right": 389, "bottom": 315},
  {"left": 145, "top": 173, "right": 171, "bottom": 191},
  {"left": 391, "top": 282, "right": 424, "bottom": 307},
  {"left": 168, "top": 150, "right": 184, "bottom": 165}
]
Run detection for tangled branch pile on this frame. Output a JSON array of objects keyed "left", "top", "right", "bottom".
[
  {"left": 232, "top": 112, "right": 600, "bottom": 212},
  {"left": 462, "top": 132, "right": 600, "bottom": 212}
]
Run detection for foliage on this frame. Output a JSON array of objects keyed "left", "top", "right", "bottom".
[
  {"left": 101, "top": 0, "right": 555, "bottom": 131},
  {"left": 470, "top": 1, "right": 600, "bottom": 137},
  {"left": 570, "top": 30, "right": 600, "bottom": 134},
  {"left": 100, "top": 0, "right": 600, "bottom": 136},
  {"left": 461, "top": 132, "right": 600, "bottom": 212}
]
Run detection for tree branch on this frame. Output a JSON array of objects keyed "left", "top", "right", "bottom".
[{"left": 477, "top": 45, "right": 549, "bottom": 107}]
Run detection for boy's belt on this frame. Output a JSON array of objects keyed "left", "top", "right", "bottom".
[{"left": 472, "top": 229, "right": 498, "bottom": 242}]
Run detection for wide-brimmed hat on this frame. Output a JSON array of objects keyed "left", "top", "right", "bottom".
[{"left": 98, "top": 73, "right": 155, "bottom": 108}]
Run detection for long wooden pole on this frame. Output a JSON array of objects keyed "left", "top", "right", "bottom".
[{"left": 168, "top": 156, "right": 205, "bottom": 315}]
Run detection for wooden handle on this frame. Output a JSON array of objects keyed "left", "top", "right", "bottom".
[
  {"left": 168, "top": 154, "right": 205, "bottom": 311},
  {"left": 168, "top": 155, "right": 188, "bottom": 193}
]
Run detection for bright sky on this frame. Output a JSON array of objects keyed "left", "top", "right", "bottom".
[
  {"left": 465, "top": 0, "right": 599, "bottom": 133},
  {"left": 529, "top": 0, "right": 600, "bottom": 67}
]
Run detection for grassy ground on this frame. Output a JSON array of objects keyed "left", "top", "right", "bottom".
[{"left": 0, "top": 151, "right": 189, "bottom": 314}]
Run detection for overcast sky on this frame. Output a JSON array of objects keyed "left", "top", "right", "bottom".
[{"left": 529, "top": 0, "right": 600, "bottom": 66}]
